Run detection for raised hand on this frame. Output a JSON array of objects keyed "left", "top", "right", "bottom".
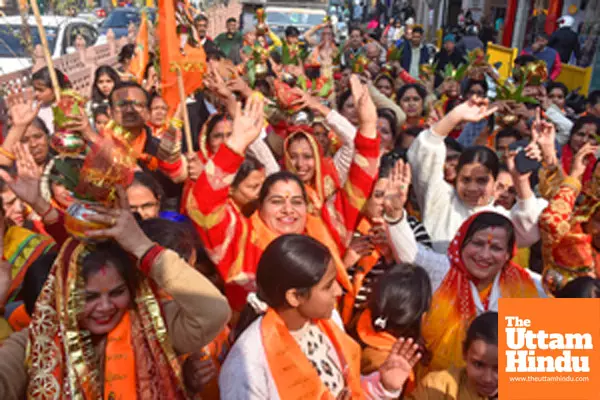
[
  {"left": 84, "top": 186, "right": 154, "bottom": 258},
  {"left": 350, "top": 74, "right": 377, "bottom": 137},
  {"left": 383, "top": 159, "right": 411, "bottom": 221},
  {"left": 0, "top": 144, "right": 43, "bottom": 209},
  {"left": 7, "top": 89, "right": 40, "bottom": 129},
  {"left": 532, "top": 107, "right": 556, "bottom": 154},
  {"left": 453, "top": 96, "right": 498, "bottom": 123},
  {"left": 226, "top": 76, "right": 253, "bottom": 99},
  {"left": 570, "top": 143, "right": 598, "bottom": 181},
  {"left": 379, "top": 337, "right": 422, "bottom": 392},
  {"left": 226, "top": 94, "right": 265, "bottom": 155}
]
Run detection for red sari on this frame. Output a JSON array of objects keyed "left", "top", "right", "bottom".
[{"left": 186, "top": 133, "right": 380, "bottom": 310}]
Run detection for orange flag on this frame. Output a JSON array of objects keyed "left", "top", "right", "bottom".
[
  {"left": 158, "top": 0, "right": 206, "bottom": 116},
  {"left": 129, "top": 11, "right": 149, "bottom": 83}
]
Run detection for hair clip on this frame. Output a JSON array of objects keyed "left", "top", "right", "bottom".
[
  {"left": 374, "top": 316, "right": 388, "bottom": 329},
  {"left": 247, "top": 292, "right": 268, "bottom": 314}
]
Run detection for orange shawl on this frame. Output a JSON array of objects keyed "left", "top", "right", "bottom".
[
  {"left": 356, "top": 309, "right": 416, "bottom": 394},
  {"left": 250, "top": 212, "right": 353, "bottom": 294},
  {"left": 26, "top": 239, "right": 187, "bottom": 399},
  {"left": 341, "top": 219, "right": 381, "bottom": 324},
  {"left": 261, "top": 308, "right": 363, "bottom": 399},
  {"left": 422, "top": 213, "right": 540, "bottom": 372},
  {"left": 283, "top": 130, "right": 341, "bottom": 213}
]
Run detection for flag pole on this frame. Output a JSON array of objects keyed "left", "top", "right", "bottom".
[
  {"left": 29, "top": 0, "right": 61, "bottom": 102},
  {"left": 176, "top": 68, "right": 194, "bottom": 155}
]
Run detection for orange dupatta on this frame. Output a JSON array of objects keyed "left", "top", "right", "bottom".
[
  {"left": 261, "top": 308, "right": 363, "bottom": 399},
  {"left": 422, "top": 213, "right": 540, "bottom": 372},
  {"left": 356, "top": 310, "right": 416, "bottom": 394},
  {"left": 250, "top": 212, "right": 353, "bottom": 294},
  {"left": 104, "top": 311, "right": 137, "bottom": 400},
  {"left": 341, "top": 219, "right": 381, "bottom": 324}
]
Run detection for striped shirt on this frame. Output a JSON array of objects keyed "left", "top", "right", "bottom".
[{"left": 347, "top": 216, "right": 432, "bottom": 311}]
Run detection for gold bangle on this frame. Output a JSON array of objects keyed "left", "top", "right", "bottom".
[
  {"left": 170, "top": 118, "right": 184, "bottom": 130},
  {"left": 0, "top": 146, "right": 15, "bottom": 161}
]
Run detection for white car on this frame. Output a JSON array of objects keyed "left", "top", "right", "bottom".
[{"left": 0, "top": 16, "right": 99, "bottom": 75}]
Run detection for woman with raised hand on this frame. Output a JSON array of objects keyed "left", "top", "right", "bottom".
[
  {"left": 221, "top": 234, "right": 420, "bottom": 399},
  {"left": 186, "top": 77, "right": 380, "bottom": 316},
  {"left": 407, "top": 96, "right": 548, "bottom": 252},
  {"left": 383, "top": 159, "right": 545, "bottom": 372},
  {"left": 0, "top": 186, "right": 231, "bottom": 399}
]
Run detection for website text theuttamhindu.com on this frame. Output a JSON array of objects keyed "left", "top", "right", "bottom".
[{"left": 508, "top": 376, "right": 591, "bottom": 383}]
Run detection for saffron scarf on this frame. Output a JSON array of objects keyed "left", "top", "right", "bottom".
[
  {"left": 261, "top": 308, "right": 363, "bottom": 400},
  {"left": 250, "top": 212, "right": 353, "bottom": 294},
  {"left": 26, "top": 239, "right": 187, "bottom": 399},
  {"left": 341, "top": 219, "right": 381, "bottom": 324},
  {"left": 422, "top": 213, "right": 540, "bottom": 372},
  {"left": 356, "top": 310, "right": 416, "bottom": 394},
  {"left": 283, "top": 130, "right": 341, "bottom": 214}
]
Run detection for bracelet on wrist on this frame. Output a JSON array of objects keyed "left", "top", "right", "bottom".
[
  {"left": 383, "top": 211, "right": 403, "bottom": 225},
  {"left": 0, "top": 146, "right": 16, "bottom": 161},
  {"left": 38, "top": 203, "right": 54, "bottom": 220}
]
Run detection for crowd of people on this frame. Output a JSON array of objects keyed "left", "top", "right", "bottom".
[{"left": 0, "top": 2, "right": 599, "bottom": 399}]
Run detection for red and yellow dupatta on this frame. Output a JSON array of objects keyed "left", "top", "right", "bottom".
[
  {"left": 261, "top": 308, "right": 363, "bottom": 400},
  {"left": 26, "top": 239, "right": 187, "bottom": 399},
  {"left": 4, "top": 225, "right": 54, "bottom": 303},
  {"left": 422, "top": 213, "right": 540, "bottom": 372}
]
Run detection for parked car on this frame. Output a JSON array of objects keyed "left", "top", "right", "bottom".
[
  {"left": 98, "top": 7, "right": 156, "bottom": 40},
  {"left": 78, "top": 8, "right": 108, "bottom": 28},
  {"left": 0, "top": 16, "right": 99, "bottom": 75},
  {"left": 265, "top": 6, "right": 327, "bottom": 42}
]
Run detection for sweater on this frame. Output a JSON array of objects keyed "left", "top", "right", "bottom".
[
  {"left": 0, "top": 249, "right": 231, "bottom": 399},
  {"left": 407, "top": 129, "right": 548, "bottom": 253},
  {"left": 521, "top": 47, "right": 562, "bottom": 80}
]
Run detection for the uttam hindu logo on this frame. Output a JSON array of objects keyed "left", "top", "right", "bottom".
[
  {"left": 505, "top": 315, "right": 592, "bottom": 373},
  {"left": 499, "top": 298, "right": 600, "bottom": 400}
]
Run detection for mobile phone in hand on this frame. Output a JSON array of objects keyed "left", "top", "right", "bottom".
[{"left": 509, "top": 139, "right": 541, "bottom": 174}]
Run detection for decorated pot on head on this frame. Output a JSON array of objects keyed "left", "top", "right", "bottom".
[
  {"left": 255, "top": 8, "right": 267, "bottom": 36},
  {"left": 51, "top": 129, "right": 136, "bottom": 242},
  {"left": 52, "top": 90, "right": 87, "bottom": 155}
]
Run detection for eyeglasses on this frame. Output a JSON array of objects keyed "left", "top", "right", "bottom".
[
  {"left": 130, "top": 202, "right": 159, "bottom": 213},
  {"left": 115, "top": 99, "right": 146, "bottom": 111}
]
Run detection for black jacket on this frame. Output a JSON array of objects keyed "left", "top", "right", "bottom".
[
  {"left": 434, "top": 48, "right": 466, "bottom": 87},
  {"left": 549, "top": 27, "right": 581, "bottom": 63}
]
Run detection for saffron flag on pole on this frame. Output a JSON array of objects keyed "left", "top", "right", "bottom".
[
  {"left": 158, "top": 0, "right": 206, "bottom": 116},
  {"left": 129, "top": 10, "right": 149, "bottom": 83}
]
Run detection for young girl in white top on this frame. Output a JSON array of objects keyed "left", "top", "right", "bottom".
[
  {"left": 407, "top": 96, "right": 548, "bottom": 253},
  {"left": 220, "top": 234, "right": 421, "bottom": 399}
]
